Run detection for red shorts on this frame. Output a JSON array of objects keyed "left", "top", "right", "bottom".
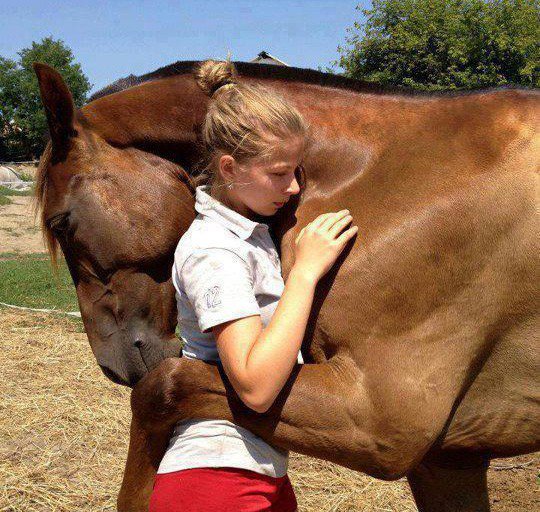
[{"left": 149, "top": 467, "right": 297, "bottom": 512}]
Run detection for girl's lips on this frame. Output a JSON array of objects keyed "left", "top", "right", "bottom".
[{"left": 273, "top": 202, "right": 285, "bottom": 207}]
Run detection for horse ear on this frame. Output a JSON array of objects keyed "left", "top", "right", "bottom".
[{"left": 33, "top": 62, "right": 77, "bottom": 157}]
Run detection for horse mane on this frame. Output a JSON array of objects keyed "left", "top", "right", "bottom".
[
  {"left": 33, "top": 143, "right": 62, "bottom": 271},
  {"left": 88, "top": 60, "right": 526, "bottom": 103}
]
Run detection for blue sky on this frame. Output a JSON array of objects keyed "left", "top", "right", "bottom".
[{"left": 1, "top": 1, "right": 371, "bottom": 95}]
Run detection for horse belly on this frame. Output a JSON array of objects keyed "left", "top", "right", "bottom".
[{"left": 441, "top": 314, "right": 540, "bottom": 457}]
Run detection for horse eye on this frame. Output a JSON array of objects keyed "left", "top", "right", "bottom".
[{"left": 47, "top": 212, "right": 70, "bottom": 233}]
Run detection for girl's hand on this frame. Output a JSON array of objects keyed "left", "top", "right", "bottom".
[{"left": 292, "top": 210, "right": 358, "bottom": 282}]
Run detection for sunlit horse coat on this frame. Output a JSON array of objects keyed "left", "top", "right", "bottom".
[{"left": 33, "top": 61, "right": 539, "bottom": 512}]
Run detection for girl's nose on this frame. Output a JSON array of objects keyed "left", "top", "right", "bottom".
[{"left": 286, "top": 176, "right": 301, "bottom": 196}]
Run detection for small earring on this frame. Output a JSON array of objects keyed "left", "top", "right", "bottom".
[{"left": 227, "top": 182, "right": 234, "bottom": 190}]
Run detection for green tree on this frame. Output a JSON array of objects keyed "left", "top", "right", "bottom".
[
  {"left": 336, "top": 0, "right": 540, "bottom": 90},
  {"left": 0, "top": 36, "right": 91, "bottom": 161}
]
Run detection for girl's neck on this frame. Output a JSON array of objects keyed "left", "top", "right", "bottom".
[{"left": 210, "top": 183, "right": 254, "bottom": 221}]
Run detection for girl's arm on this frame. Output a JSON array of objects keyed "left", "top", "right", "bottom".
[{"left": 215, "top": 209, "right": 357, "bottom": 413}]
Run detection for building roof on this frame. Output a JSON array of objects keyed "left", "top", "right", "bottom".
[{"left": 250, "top": 51, "right": 289, "bottom": 66}]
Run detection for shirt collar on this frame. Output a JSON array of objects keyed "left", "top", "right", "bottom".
[{"left": 194, "top": 185, "right": 269, "bottom": 240}]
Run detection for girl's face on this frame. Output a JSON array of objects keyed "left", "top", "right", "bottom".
[{"left": 220, "top": 136, "right": 305, "bottom": 219}]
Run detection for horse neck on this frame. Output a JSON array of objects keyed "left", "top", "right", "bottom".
[
  {"left": 81, "top": 72, "right": 402, "bottom": 171},
  {"left": 80, "top": 72, "right": 435, "bottom": 215},
  {"left": 81, "top": 74, "right": 209, "bottom": 169}
]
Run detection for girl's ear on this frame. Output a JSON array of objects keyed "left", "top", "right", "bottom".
[{"left": 218, "top": 154, "right": 237, "bottom": 184}]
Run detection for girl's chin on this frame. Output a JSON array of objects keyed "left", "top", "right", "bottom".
[
  {"left": 243, "top": 205, "right": 271, "bottom": 220},
  {"left": 250, "top": 207, "right": 276, "bottom": 220}
]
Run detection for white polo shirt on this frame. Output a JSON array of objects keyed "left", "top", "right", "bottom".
[{"left": 157, "top": 185, "right": 302, "bottom": 478}]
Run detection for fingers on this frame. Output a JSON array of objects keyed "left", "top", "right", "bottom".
[
  {"left": 328, "top": 214, "right": 353, "bottom": 237},
  {"left": 306, "top": 213, "right": 333, "bottom": 230},
  {"left": 320, "top": 210, "right": 350, "bottom": 231},
  {"left": 297, "top": 210, "right": 354, "bottom": 244},
  {"left": 309, "top": 210, "right": 349, "bottom": 230},
  {"left": 335, "top": 225, "right": 359, "bottom": 245}
]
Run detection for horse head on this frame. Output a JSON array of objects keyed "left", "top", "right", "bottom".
[{"left": 33, "top": 63, "right": 198, "bottom": 386}]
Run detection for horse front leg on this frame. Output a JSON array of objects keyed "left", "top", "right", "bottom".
[
  {"left": 117, "top": 353, "right": 446, "bottom": 511},
  {"left": 117, "top": 355, "right": 369, "bottom": 511},
  {"left": 117, "top": 357, "right": 234, "bottom": 512},
  {"left": 117, "top": 417, "right": 172, "bottom": 512}
]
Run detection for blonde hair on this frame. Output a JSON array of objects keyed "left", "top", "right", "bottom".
[{"left": 194, "top": 59, "right": 308, "bottom": 190}]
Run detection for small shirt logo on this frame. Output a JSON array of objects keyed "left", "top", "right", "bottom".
[{"left": 204, "top": 286, "right": 222, "bottom": 309}]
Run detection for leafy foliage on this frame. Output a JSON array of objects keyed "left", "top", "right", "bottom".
[
  {"left": 336, "top": 0, "right": 539, "bottom": 90},
  {"left": 0, "top": 37, "right": 91, "bottom": 160}
]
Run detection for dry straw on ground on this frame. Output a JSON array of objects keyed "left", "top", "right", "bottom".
[{"left": 0, "top": 309, "right": 537, "bottom": 511}]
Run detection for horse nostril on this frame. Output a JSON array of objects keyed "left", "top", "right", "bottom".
[{"left": 134, "top": 338, "right": 143, "bottom": 349}]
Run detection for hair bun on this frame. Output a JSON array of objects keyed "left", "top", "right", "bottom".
[{"left": 195, "top": 59, "right": 237, "bottom": 97}]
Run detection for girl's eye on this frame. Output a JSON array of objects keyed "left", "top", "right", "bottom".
[{"left": 271, "top": 165, "right": 303, "bottom": 177}]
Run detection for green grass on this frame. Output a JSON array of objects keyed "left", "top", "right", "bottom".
[
  {"left": 0, "top": 184, "right": 35, "bottom": 197},
  {"left": 16, "top": 170, "right": 35, "bottom": 182},
  {"left": 0, "top": 252, "right": 79, "bottom": 312},
  {"left": 0, "top": 195, "right": 12, "bottom": 206}
]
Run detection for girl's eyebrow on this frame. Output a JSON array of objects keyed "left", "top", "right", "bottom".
[
  {"left": 268, "top": 163, "right": 290, "bottom": 171},
  {"left": 274, "top": 162, "right": 301, "bottom": 169}
]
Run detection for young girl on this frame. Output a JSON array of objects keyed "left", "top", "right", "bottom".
[{"left": 149, "top": 59, "right": 358, "bottom": 512}]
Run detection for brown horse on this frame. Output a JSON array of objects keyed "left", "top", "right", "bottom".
[{"left": 33, "top": 61, "right": 539, "bottom": 512}]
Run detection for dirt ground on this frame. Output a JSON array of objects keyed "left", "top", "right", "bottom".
[
  {"left": 0, "top": 196, "right": 45, "bottom": 254},
  {"left": 0, "top": 309, "right": 538, "bottom": 512}
]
